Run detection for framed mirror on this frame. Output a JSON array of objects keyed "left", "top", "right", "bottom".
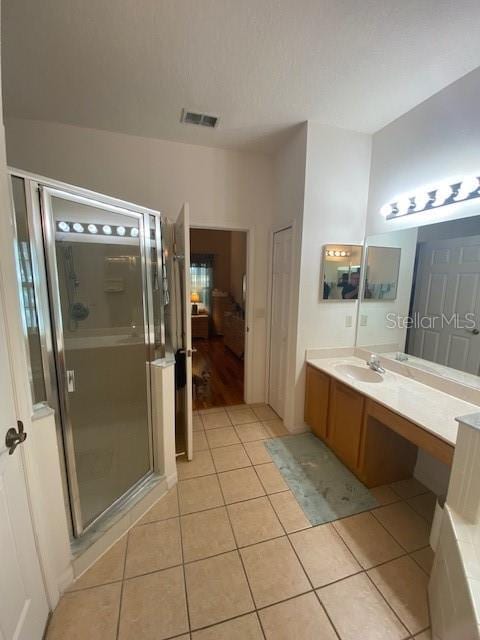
[
  {"left": 321, "top": 244, "right": 363, "bottom": 300},
  {"left": 363, "top": 246, "right": 401, "bottom": 300}
]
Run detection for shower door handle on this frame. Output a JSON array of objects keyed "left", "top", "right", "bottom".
[{"left": 67, "top": 370, "right": 76, "bottom": 392}]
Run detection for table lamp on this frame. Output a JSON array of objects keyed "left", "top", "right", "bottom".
[{"left": 191, "top": 291, "right": 200, "bottom": 314}]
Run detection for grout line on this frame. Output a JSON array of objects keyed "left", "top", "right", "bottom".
[
  {"left": 176, "top": 479, "right": 193, "bottom": 636},
  {"left": 114, "top": 525, "right": 130, "bottom": 640},
  {"left": 364, "top": 571, "right": 412, "bottom": 638}
]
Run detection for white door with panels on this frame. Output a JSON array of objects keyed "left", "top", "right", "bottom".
[
  {"left": 409, "top": 235, "right": 480, "bottom": 374},
  {"left": 0, "top": 284, "right": 49, "bottom": 638},
  {"left": 269, "top": 227, "right": 293, "bottom": 418}
]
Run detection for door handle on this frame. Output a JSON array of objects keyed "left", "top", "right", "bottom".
[
  {"left": 179, "top": 348, "right": 197, "bottom": 357},
  {"left": 67, "top": 370, "right": 75, "bottom": 392},
  {"left": 5, "top": 420, "right": 27, "bottom": 455},
  {"left": 468, "top": 328, "right": 480, "bottom": 335}
]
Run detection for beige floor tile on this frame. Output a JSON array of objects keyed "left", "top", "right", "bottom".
[
  {"left": 47, "top": 585, "right": 120, "bottom": 640},
  {"left": 200, "top": 406, "right": 227, "bottom": 415},
  {"left": 413, "top": 631, "right": 432, "bottom": 639},
  {"left": 177, "top": 450, "right": 215, "bottom": 480},
  {"left": 269, "top": 491, "right": 311, "bottom": 533},
  {"left": 240, "top": 537, "right": 310, "bottom": 608},
  {"left": 411, "top": 546, "right": 435, "bottom": 575},
  {"left": 125, "top": 518, "right": 182, "bottom": 578},
  {"left": 137, "top": 487, "right": 179, "bottom": 525},
  {"left": 193, "top": 429, "right": 209, "bottom": 451},
  {"left": 373, "top": 502, "right": 430, "bottom": 551},
  {"left": 333, "top": 511, "right": 404, "bottom": 569},
  {"left": 254, "top": 462, "right": 288, "bottom": 493},
  {"left": 390, "top": 477, "right": 428, "bottom": 499},
  {"left": 318, "top": 573, "right": 408, "bottom": 640},
  {"left": 370, "top": 484, "right": 401, "bottom": 506},
  {"left": 259, "top": 592, "right": 337, "bottom": 640},
  {"left": 262, "top": 418, "right": 289, "bottom": 437},
  {"left": 191, "top": 613, "right": 263, "bottom": 639},
  {"left": 181, "top": 506, "right": 236, "bottom": 562},
  {"left": 228, "top": 496, "right": 284, "bottom": 546},
  {"left": 227, "top": 406, "right": 258, "bottom": 424},
  {"left": 178, "top": 475, "right": 224, "bottom": 515},
  {"left": 185, "top": 550, "right": 254, "bottom": 629},
  {"left": 119, "top": 566, "right": 188, "bottom": 640},
  {"left": 368, "top": 555, "right": 429, "bottom": 635},
  {"left": 211, "top": 443, "right": 251, "bottom": 472},
  {"left": 193, "top": 414, "right": 204, "bottom": 431},
  {"left": 235, "top": 422, "right": 269, "bottom": 442},
  {"left": 205, "top": 426, "right": 240, "bottom": 448},
  {"left": 69, "top": 537, "right": 126, "bottom": 591},
  {"left": 290, "top": 523, "right": 361, "bottom": 588},
  {"left": 243, "top": 440, "right": 272, "bottom": 465},
  {"left": 252, "top": 404, "right": 278, "bottom": 421},
  {"left": 202, "top": 410, "right": 232, "bottom": 429},
  {"left": 407, "top": 492, "right": 437, "bottom": 523},
  {"left": 218, "top": 467, "right": 265, "bottom": 503}
]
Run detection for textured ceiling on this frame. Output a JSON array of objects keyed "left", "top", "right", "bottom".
[{"left": 3, "top": 0, "right": 480, "bottom": 153}]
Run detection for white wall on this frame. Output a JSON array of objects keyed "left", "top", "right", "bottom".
[
  {"left": 292, "top": 122, "right": 372, "bottom": 426},
  {"left": 367, "top": 66, "right": 480, "bottom": 237},
  {"left": 5, "top": 118, "right": 274, "bottom": 402}
]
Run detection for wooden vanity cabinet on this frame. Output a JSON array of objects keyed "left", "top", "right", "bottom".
[
  {"left": 304, "top": 365, "right": 330, "bottom": 440},
  {"left": 328, "top": 379, "right": 365, "bottom": 473}
]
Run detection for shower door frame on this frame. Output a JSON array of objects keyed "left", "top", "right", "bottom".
[{"left": 9, "top": 168, "right": 163, "bottom": 538}]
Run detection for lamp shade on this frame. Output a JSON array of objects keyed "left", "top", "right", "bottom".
[{"left": 191, "top": 291, "right": 200, "bottom": 303}]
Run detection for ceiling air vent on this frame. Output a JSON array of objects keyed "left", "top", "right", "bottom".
[{"left": 181, "top": 109, "right": 218, "bottom": 128}]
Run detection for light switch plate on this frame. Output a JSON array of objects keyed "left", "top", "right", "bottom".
[
  {"left": 345, "top": 315, "right": 353, "bottom": 328},
  {"left": 360, "top": 314, "right": 368, "bottom": 326}
]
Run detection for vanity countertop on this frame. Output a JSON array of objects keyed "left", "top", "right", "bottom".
[{"left": 306, "top": 356, "right": 479, "bottom": 446}]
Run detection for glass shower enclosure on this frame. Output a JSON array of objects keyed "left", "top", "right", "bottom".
[{"left": 11, "top": 173, "right": 167, "bottom": 538}]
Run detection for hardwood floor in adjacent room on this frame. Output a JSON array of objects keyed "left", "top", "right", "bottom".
[{"left": 192, "top": 336, "right": 244, "bottom": 410}]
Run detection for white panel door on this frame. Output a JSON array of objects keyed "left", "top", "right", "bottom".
[
  {"left": 174, "top": 204, "right": 193, "bottom": 460},
  {"left": 409, "top": 236, "right": 480, "bottom": 374},
  {"left": 268, "top": 227, "right": 292, "bottom": 418},
  {"left": 0, "top": 285, "right": 49, "bottom": 638}
]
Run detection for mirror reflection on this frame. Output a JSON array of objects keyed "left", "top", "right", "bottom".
[
  {"left": 321, "top": 244, "right": 363, "bottom": 300},
  {"left": 363, "top": 246, "right": 401, "bottom": 300},
  {"left": 357, "top": 215, "right": 480, "bottom": 386}
]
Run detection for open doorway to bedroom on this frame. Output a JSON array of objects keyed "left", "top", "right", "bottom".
[{"left": 190, "top": 228, "right": 247, "bottom": 409}]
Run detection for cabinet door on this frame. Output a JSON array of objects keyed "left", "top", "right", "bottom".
[
  {"left": 328, "top": 380, "right": 365, "bottom": 472},
  {"left": 304, "top": 365, "right": 330, "bottom": 440}
]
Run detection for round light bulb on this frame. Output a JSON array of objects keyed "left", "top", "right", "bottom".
[
  {"left": 380, "top": 203, "right": 392, "bottom": 217},
  {"left": 413, "top": 191, "right": 429, "bottom": 211},
  {"left": 396, "top": 195, "right": 411, "bottom": 216},
  {"left": 73, "top": 222, "right": 84, "bottom": 233},
  {"left": 340, "top": 251, "right": 346, "bottom": 257},
  {"left": 58, "top": 221, "right": 70, "bottom": 232},
  {"left": 87, "top": 224, "right": 98, "bottom": 234},
  {"left": 130, "top": 227, "right": 139, "bottom": 238},
  {"left": 102, "top": 225, "right": 112, "bottom": 235},
  {"left": 334, "top": 251, "right": 340, "bottom": 257},
  {"left": 456, "top": 176, "right": 479, "bottom": 200},
  {"left": 434, "top": 184, "right": 452, "bottom": 206},
  {"left": 117, "top": 226, "right": 126, "bottom": 236}
]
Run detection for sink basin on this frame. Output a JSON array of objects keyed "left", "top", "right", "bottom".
[{"left": 334, "top": 363, "right": 384, "bottom": 383}]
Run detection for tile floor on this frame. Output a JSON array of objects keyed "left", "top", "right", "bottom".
[{"left": 46, "top": 404, "right": 435, "bottom": 640}]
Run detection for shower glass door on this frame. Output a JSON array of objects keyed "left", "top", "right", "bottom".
[{"left": 42, "top": 188, "right": 153, "bottom": 535}]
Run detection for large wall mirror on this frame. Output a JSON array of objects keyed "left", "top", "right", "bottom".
[
  {"left": 357, "top": 215, "right": 480, "bottom": 387},
  {"left": 321, "top": 244, "right": 363, "bottom": 300}
]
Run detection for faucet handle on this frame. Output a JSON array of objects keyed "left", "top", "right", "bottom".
[{"left": 367, "top": 353, "right": 379, "bottom": 365}]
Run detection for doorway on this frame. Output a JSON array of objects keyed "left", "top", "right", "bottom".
[
  {"left": 189, "top": 228, "right": 247, "bottom": 409},
  {"left": 268, "top": 226, "right": 293, "bottom": 419}
]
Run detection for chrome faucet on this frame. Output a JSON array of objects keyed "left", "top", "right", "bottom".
[{"left": 366, "top": 354, "right": 385, "bottom": 374}]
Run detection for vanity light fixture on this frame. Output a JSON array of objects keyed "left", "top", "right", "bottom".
[
  {"left": 382, "top": 174, "right": 480, "bottom": 220},
  {"left": 325, "top": 249, "right": 351, "bottom": 257},
  {"left": 56, "top": 221, "right": 139, "bottom": 238}
]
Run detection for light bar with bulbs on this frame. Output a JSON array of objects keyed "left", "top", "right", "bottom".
[
  {"left": 381, "top": 175, "right": 480, "bottom": 220},
  {"left": 56, "top": 220, "right": 141, "bottom": 238},
  {"left": 325, "top": 249, "right": 351, "bottom": 257}
]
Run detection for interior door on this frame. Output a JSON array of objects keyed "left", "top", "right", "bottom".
[
  {"left": 0, "top": 279, "right": 49, "bottom": 638},
  {"left": 175, "top": 204, "right": 193, "bottom": 460},
  {"left": 269, "top": 227, "right": 292, "bottom": 418},
  {"left": 409, "top": 236, "right": 480, "bottom": 374}
]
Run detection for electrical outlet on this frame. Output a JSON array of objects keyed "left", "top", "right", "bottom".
[
  {"left": 360, "top": 314, "right": 368, "bottom": 326},
  {"left": 345, "top": 315, "right": 353, "bottom": 328}
]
